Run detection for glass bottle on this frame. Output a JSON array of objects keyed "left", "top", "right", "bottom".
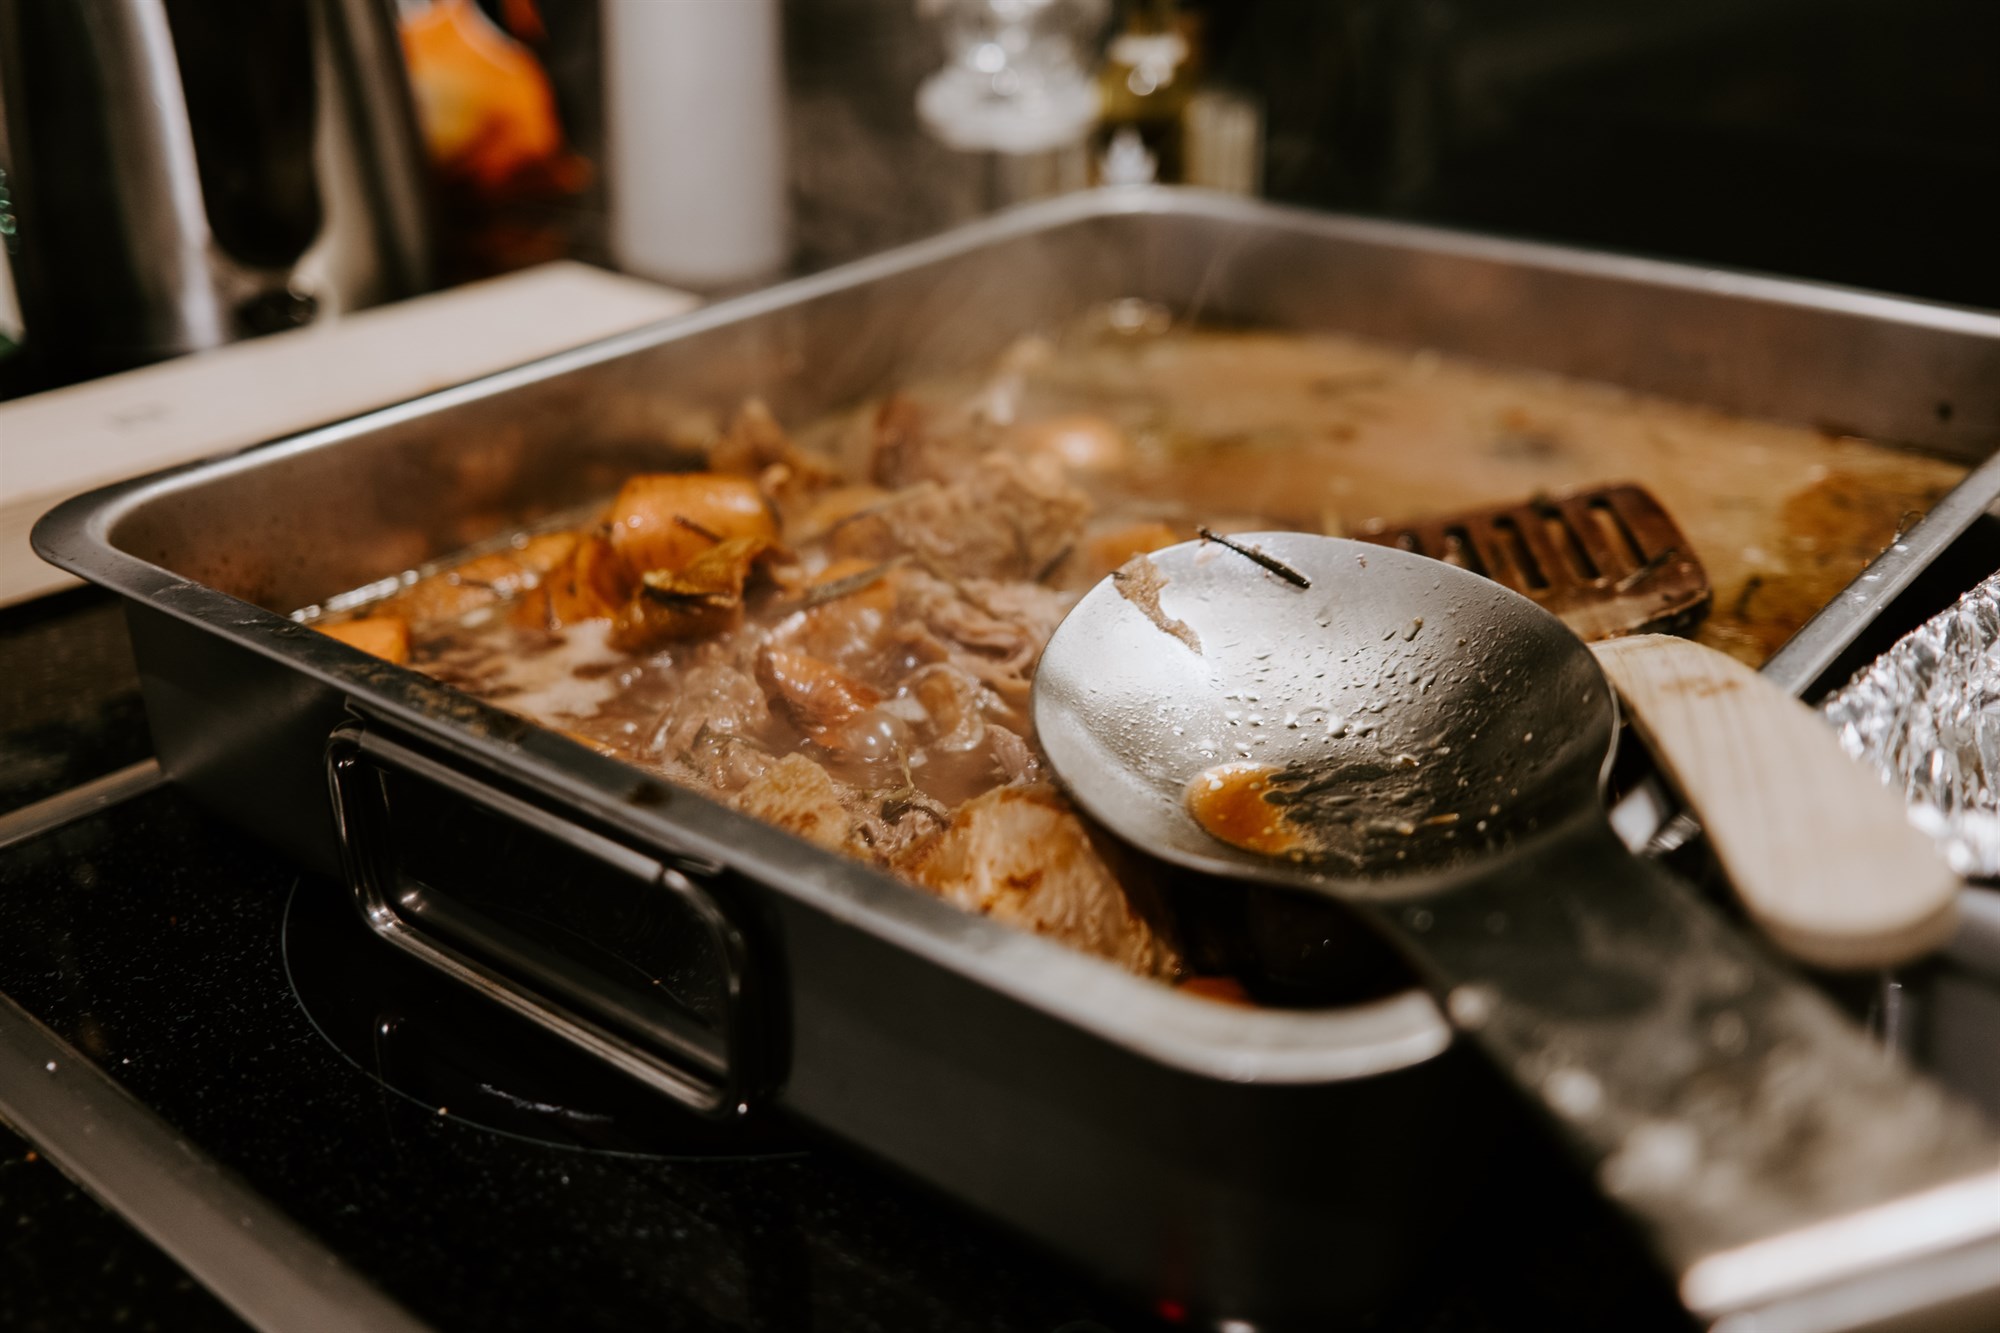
[
  {"left": 1093, "top": 0, "right": 1199, "bottom": 184},
  {"left": 916, "top": 0, "right": 1109, "bottom": 208}
]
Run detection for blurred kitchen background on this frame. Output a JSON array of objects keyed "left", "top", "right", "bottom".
[{"left": 0, "top": 0, "right": 1994, "bottom": 399}]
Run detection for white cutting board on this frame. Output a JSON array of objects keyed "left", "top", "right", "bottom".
[{"left": 0, "top": 261, "right": 696, "bottom": 608}]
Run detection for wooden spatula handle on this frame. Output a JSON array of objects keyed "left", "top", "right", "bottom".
[{"left": 1590, "top": 634, "right": 1958, "bottom": 970}]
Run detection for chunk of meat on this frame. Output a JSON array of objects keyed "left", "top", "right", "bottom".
[
  {"left": 899, "top": 660, "right": 1037, "bottom": 795},
  {"left": 319, "top": 615, "right": 410, "bottom": 663},
  {"left": 707, "top": 398, "right": 794, "bottom": 476},
  {"left": 515, "top": 530, "right": 634, "bottom": 630},
  {"left": 898, "top": 787, "right": 1180, "bottom": 977},
  {"left": 1112, "top": 553, "right": 1201, "bottom": 653},
  {"left": 986, "top": 726, "right": 1040, "bottom": 786},
  {"left": 608, "top": 472, "right": 777, "bottom": 575},
  {"left": 611, "top": 535, "right": 771, "bottom": 653},
  {"left": 731, "top": 752, "right": 945, "bottom": 862},
  {"left": 832, "top": 451, "right": 1089, "bottom": 582},
  {"left": 734, "top": 753, "right": 855, "bottom": 851},
  {"left": 869, "top": 393, "right": 982, "bottom": 488},
  {"left": 707, "top": 399, "right": 847, "bottom": 533},
  {"left": 756, "top": 648, "right": 882, "bottom": 739},
  {"left": 378, "top": 531, "right": 579, "bottom": 623}
]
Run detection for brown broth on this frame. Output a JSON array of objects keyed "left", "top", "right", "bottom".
[{"left": 324, "top": 313, "right": 1967, "bottom": 977}]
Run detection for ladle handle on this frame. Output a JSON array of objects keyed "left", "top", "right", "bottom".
[{"left": 1391, "top": 817, "right": 2000, "bottom": 1328}]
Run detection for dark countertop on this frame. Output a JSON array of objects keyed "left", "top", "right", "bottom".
[
  {"left": 0, "top": 1119, "right": 245, "bottom": 1333},
  {"left": 0, "top": 588, "right": 241, "bottom": 1330},
  {"left": 0, "top": 589, "right": 151, "bottom": 817}
]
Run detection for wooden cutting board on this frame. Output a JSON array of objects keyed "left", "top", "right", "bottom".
[{"left": 0, "top": 262, "right": 696, "bottom": 608}]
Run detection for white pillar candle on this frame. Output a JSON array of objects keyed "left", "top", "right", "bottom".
[{"left": 603, "top": 0, "right": 790, "bottom": 289}]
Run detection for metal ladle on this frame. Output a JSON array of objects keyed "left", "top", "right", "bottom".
[{"left": 1033, "top": 533, "right": 2000, "bottom": 1329}]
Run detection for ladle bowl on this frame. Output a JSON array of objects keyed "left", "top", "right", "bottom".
[
  {"left": 1033, "top": 534, "right": 1999, "bottom": 1328},
  {"left": 1034, "top": 531, "right": 1611, "bottom": 895}
]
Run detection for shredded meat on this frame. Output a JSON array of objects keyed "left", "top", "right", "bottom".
[
  {"left": 897, "top": 787, "right": 1180, "bottom": 978},
  {"left": 832, "top": 451, "right": 1089, "bottom": 582},
  {"left": 734, "top": 753, "right": 855, "bottom": 851},
  {"left": 330, "top": 313, "right": 1973, "bottom": 991},
  {"left": 1112, "top": 553, "right": 1202, "bottom": 654},
  {"left": 892, "top": 570, "right": 1071, "bottom": 714},
  {"left": 649, "top": 650, "right": 772, "bottom": 759},
  {"left": 343, "top": 387, "right": 1174, "bottom": 980}
]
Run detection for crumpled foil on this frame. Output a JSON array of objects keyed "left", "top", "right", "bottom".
[{"left": 1822, "top": 569, "right": 2000, "bottom": 879}]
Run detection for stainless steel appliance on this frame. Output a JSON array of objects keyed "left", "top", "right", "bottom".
[{"left": 0, "top": 0, "right": 431, "bottom": 383}]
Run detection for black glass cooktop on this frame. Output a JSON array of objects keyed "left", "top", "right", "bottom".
[{"left": 0, "top": 781, "right": 1689, "bottom": 1331}]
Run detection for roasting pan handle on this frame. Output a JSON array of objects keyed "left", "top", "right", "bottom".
[{"left": 326, "top": 720, "right": 772, "bottom": 1119}]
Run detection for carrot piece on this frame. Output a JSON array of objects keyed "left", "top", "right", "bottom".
[{"left": 319, "top": 616, "right": 411, "bottom": 664}]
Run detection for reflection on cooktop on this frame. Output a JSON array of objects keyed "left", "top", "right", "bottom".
[
  {"left": 0, "top": 787, "right": 1156, "bottom": 1333},
  {"left": 0, "top": 784, "right": 1689, "bottom": 1332},
  {"left": 281, "top": 871, "right": 805, "bottom": 1158}
]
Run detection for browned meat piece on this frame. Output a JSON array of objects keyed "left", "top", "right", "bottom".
[
  {"left": 649, "top": 642, "right": 771, "bottom": 747},
  {"left": 1112, "top": 553, "right": 1201, "bottom": 654},
  {"left": 868, "top": 392, "right": 985, "bottom": 489},
  {"left": 986, "top": 726, "right": 1040, "bottom": 785},
  {"left": 897, "top": 786, "right": 1180, "bottom": 977},
  {"left": 730, "top": 752, "right": 945, "bottom": 863},
  {"left": 707, "top": 399, "right": 793, "bottom": 476},
  {"left": 377, "top": 531, "right": 580, "bottom": 624},
  {"left": 611, "top": 536, "right": 772, "bottom": 653},
  {"left": 515, "top": 530, "right": 634, "bottom": 631},
  {"left": 319, "top": 615, "right": 411, "bottom": 663},
  {"left": 734, "top": 752, "right": 855, "bottom": 851},
  {"left": 607, "top": 472, "right": 778, "bottom": 576},
  {"left": 706, "top": 399, "right": 848, "bottom": 535},
  {"left": 756, "top": 647, "right": 884, "bottom": 742},
  {"left": 832, "top": 451, "right": 1089, "bottom": 582},
  {"left": 645, "top": 645, "right": 777, "bottom": 789},
  {"left": 900, "top": 661, "right": 1042, "bottom": 793}
]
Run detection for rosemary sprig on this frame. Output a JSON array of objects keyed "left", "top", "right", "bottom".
[{"left": 1196, "top": 527, "right": 1312, "bottom": 588}]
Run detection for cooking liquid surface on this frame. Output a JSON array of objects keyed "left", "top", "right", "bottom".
[{"left": 325, "top": 309, "right": 1966, "bottom": 981}]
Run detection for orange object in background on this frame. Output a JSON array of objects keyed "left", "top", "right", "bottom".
[{"left": 398, "top": 0, "right": 588, "bottom": 275}]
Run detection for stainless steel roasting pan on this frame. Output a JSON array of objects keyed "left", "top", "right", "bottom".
[{"left": 34, "top": 189, "right": 2000, "bottom": 1330}]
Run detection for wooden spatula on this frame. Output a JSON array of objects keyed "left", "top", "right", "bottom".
[
  {"left": 1592, "top": 634, "right": 1959, "bottom": 970},
  {"left": 1358, "top": 483, "right": 1957, "bottom": 970}
]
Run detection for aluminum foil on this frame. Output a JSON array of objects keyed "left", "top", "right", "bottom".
[{"left": 1822, "top": 569, "right": 2000, "bottom": 879}]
